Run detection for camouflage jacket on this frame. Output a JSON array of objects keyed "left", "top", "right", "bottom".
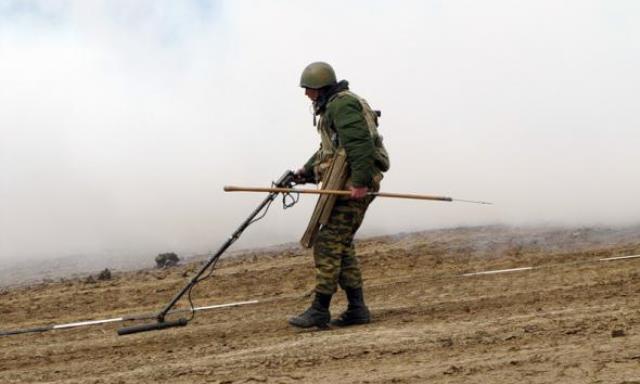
[{"left": 303, "top": 81, "right": 389, "bottom": 187}]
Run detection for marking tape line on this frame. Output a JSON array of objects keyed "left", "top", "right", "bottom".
[
  {"left": 54, "top": 317, "right": 124, "bottom": 329},
  {"left": 464, "top": 253, "right": 640, "bottom": 277},
  {"left": 599, "top": 254, "right": 640, "bottom": 261},
  {"left": 192, "top": 300, "right": 259, "bottom": 312},
  {"left": 462, "top": 266, "right": 534, "bottom": 277}
]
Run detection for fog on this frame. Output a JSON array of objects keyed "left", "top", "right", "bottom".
[{"left": 1, "top": 0, "right": 639, "bottom": 264}]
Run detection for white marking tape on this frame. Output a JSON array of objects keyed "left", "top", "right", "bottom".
[
  {"left": 192, "top": 300, "right": 259, "bottom": 312},
  {"left": 49, "top": 300, "right": 258, "bottom": 331},
  {"left": 54, "top": 317, "right": 124, "bottom": 329},
  {"left": 599, "top": 254, "right": 640, "bottom": 262},
  {"left": 464, "top": 253, "right": 640, "bottom": 277},
  {"left": 462, "top": 266, "right": 534, "bottom": 277}
]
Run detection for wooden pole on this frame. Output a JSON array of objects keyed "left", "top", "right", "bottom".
[{"left": 223, "top": 186, "right": 492, "bottom": 205}]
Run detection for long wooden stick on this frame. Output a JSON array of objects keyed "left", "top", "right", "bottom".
[{"left": 223, "top": 186, "right": 492, "bottom": 205}]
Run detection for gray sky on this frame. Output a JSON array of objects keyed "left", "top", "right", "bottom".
[{"left": 1, "top": 0, "right": 639, "bottom": 262}]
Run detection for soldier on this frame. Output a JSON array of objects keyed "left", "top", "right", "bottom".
[{"left": 289, "top": 62, "right": 390, "bottom": 328}]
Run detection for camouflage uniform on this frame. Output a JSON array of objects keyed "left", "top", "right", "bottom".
[
  {"left": 289, "top": 63, "right": 389, "bottom": 328},
  {"left": 303, "top": 82, "right": 388, "bottom": 296}
]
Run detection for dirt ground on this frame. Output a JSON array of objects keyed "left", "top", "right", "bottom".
[{"left": 1, "top": 225, "right": 640, "bottom": 383}]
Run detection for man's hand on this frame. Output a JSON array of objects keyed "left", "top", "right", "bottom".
[
  {"left": 293, "top": 168, "right": 313, "bottom": 185},
  {"left": 350, "top": 186, "right": 368, "bottom": 199}
]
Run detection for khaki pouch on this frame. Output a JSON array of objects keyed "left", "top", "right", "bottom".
[{"left": 300, "top": 149, "right": 349, "bottom": 248}]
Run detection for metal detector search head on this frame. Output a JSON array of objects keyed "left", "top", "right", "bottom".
[{"left": 117, "top": 318, "right": 188, "bottom": 336}]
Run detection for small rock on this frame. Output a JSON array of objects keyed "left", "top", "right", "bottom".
[
  {"left": 438, "top": 337, "right": 454, "bottom": 347},
  {"left": 443, "top": 365, "right": 463, "bottom": 375},
  {"left": 245, "top": 376, "right": 267, "bottom": 383},
  {"left": 612, "top": 329, "right": 626, "bottom": 338}
]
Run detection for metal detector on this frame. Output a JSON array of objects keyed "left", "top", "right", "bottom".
[{"left": 117, "top": 170, "right": 297, "bottom": 335}]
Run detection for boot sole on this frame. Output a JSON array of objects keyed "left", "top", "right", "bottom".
[
  {"left": 288, "top": 321, "right": 330, "bottom": 330},
  {"left": 288, "top": 318, "right": 331, "bottom": 329},
  {"left": 330, "top": 317, "right": 371, "bottom": 327}
]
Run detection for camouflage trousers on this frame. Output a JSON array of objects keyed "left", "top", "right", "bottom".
[{"left": 313, "top": 195, "right": 374, "bottom": 295}]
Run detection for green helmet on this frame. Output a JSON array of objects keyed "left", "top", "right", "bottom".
[{"left": 299, "top": 62, "right": 337, "bottom": 89}]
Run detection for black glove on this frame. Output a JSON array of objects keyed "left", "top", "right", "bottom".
[{"left": 293, "top": 168, "right": 314, "bottom": 185}]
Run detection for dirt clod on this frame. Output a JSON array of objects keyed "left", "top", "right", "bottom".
[
  {"left": 443, "top": 365, "right": 463, "bottom": 375},
  {"left": 611, "top": 329, "right": 626, "bottom": 338}
]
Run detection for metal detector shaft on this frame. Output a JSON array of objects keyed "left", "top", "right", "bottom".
[
  {"left": 117, "top": 171, "right": 295, "bottom": 336},
  {"left": 156, "top": 171, "right": 294, "bottom": 322}
]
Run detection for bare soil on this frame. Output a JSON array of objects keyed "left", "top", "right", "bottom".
[{"left": 1, "top": 225, "right": 640, "bottom": 383}]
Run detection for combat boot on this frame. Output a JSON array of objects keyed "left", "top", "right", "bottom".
[
  {"left": 288, "top": 292, "right": 332, "bottom": 329},
  {"left": 331, "top": 287, "right": 370, "bottom": 326}
]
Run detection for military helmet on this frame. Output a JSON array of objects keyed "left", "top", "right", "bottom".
[{"left": 299, "top": 62, "right": 337, "bottom": 89}]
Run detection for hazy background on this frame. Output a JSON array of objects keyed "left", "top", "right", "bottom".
[{"left": 1, "top": 0, "right": 639, "bottom": 265}]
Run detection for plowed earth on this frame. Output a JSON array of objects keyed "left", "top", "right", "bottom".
[{"left": 1, "top": 225, "right": 640, "bottom": 383}]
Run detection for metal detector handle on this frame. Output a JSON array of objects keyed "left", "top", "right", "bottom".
[{"left": 274, "top": 170, "right": 296, "bottom": 188}]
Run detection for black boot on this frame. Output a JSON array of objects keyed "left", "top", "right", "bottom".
[
  {"left": 288, "top": 292, "right": 332, "bottom": 329},
  {"left": 331, "top": 287, "right": 370, "bottom": 327}
]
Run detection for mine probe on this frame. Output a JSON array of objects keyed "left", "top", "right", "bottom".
[
  {"left": 223, "top": 186, "right": 492, "bottom": 205},
  {"left": 117, "top": 170, "right": 299, "bottom": 335}
]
